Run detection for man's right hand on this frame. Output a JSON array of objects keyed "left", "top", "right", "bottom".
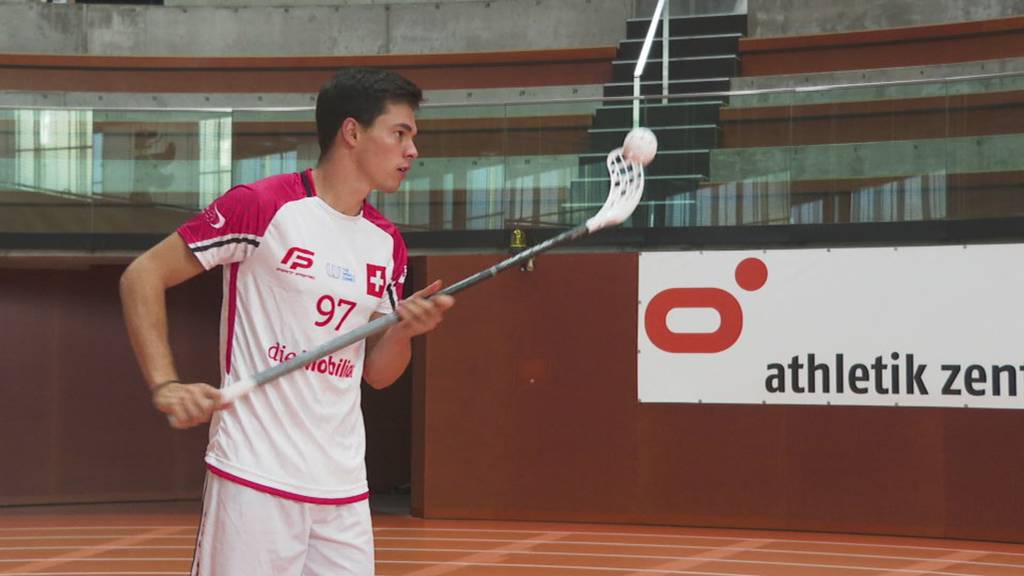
[{"left": 153, "top": 382, "right": 223, "bottom": 429}]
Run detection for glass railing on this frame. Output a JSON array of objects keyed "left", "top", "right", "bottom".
[
  {"left": 3, "top": 71, "right": 1024, "bottom": 249},
  {"left": 710, "top": 72, "right": 1024, "bottom": 226}
]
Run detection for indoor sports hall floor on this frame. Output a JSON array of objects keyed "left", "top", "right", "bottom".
[{"left": 1, "top": 500, "right": 1023, "bottom": 576}]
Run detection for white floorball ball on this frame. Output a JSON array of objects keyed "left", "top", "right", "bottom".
[{"left": 622, "top": 127, "right": 658, "bottom": 166}]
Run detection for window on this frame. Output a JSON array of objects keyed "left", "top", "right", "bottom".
[
  {"left": 14, "top": 109, "right": 93, "bottom": 196},
  {"left": 198, "top": 116, "right": 232, "bottom": 208},
  {"left": 234, "top": 150, "right": 297, "bottom": 186},
  {"left": 466, "top": 162, "right": 505, "bottom": 230},
  {"left": 851, "top": 173, "right": 947, "bottom": 222}
]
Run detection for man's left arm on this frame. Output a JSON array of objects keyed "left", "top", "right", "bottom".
[{"left": 362, "top": 280, "right": 454, "bottom": 389}]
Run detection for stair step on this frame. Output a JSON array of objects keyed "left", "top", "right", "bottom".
[
  {"left": 595, "top": 100, "right": 723, "bottom": 127},
  {"left": 603, "top": 78, "right": 731, "bottom": 99},
  {"left": 580, "top": 11, "right": 745, "bottom": 214},
  {"left": 626, "top": 13, "right": 748, "bottom": 39},
  {"left": 588, "top": 124, "right": 718, "bottom": 151},
  {"left": 571, "top": 175, "right": 705, "bottom": 194},
  {"left": 613, "top": 54, "right": 740, "bottom": 83},
  {"left": 579, "top": 149, "right": 711, "bottom": 176},
  {"left": 617, "top": 33, "right": 741, "bottom": 60}
]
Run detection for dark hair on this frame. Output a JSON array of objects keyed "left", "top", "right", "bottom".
[{"left": 315, "top": 68, "right": 423, "bottom": 158}]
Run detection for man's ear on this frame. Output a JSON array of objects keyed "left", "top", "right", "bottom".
[{"left": 339, "top": 117, "right": 361, "bottom": 147}]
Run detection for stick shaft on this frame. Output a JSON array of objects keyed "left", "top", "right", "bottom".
[
  {"left": 439, "top": 224, "right": 587, "bottom": 295},
  {"left": 230, "top": 224, "right": 590, "bottom": 396}
]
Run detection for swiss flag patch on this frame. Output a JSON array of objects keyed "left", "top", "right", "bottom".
[{"left": 366, "top": 264, "right": 387, "bottom": 298}]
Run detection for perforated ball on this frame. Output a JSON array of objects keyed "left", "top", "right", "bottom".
[{"left": 622, "top": 127, "right": 658, "bottom": 166}]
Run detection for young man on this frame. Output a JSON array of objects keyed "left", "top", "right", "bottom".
[{"left": 120, "top": 68, "right": 453, "bottom": 575}]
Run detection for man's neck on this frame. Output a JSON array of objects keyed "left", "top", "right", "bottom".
[{"left": 311, "top": 160, "right": 370, "bottom": 217}]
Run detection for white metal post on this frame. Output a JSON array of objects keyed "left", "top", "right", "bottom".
[
  {"left": 633, "top": 0, "right": 666, "bottom": 129},
  {"left": 662, "top": 0, "right": 669, "bottom": 104},
  {"left": 633, "top": 76, "right": 641, "bottom": 129}
]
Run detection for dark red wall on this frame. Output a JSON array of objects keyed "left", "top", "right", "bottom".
[
  {"left": 0, "top": 265, "right": 215, "bottom": 504},
  {"left": 3, "top": 250, "right": 1022, "bottom": 541},
  {"left": 412, "top": 252, "right": 1024, "bottom": 543},
  {"left": 0, "top": 261, "right": 412, "bottom": 504}
]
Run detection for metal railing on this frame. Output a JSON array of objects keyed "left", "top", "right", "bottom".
[{"left": 633, "top": 0, "right": 670, "bottom": 128}]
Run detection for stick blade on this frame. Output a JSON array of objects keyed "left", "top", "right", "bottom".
[{"left": 585, "top": 148, "right": 645, "bottom": 232}]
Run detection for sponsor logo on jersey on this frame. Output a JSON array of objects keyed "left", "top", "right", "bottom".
[
  {"left": 282, "top": 247, "right": 315, "bottom": 270},
  {"left": 366, "top": 264, "right": 387, "bottom": 297},
  {"left": 277, "top": 247, "right": 316, "bottom": 280},
  {"left": 268, "top": 341, "right": 355, "bottom": 379},
  {"left": 326, "top": 262, "right": 355, "bottom": 283}
]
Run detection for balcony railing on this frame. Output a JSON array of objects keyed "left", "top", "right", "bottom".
[{"left": 3, "top": 70, "right": 1024, "bottom": 250}]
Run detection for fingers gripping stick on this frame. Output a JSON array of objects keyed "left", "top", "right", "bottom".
[{"left": 205, "top": 129, "right": 657, "bottom": 410}]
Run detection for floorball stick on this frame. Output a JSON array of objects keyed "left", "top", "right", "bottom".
[{"left": 216, "top": 130, "right": 655, "bottom": 406}]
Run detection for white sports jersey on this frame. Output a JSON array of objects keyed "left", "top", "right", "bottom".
[{"left": 177, "top": 169, "right": 407, "bottom": 503}]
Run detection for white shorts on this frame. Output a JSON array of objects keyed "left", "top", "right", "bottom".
[{"left": 191, "top": 472, "right": 374, "bottom": 576}]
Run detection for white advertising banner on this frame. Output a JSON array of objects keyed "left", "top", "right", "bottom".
[{"left": 638, "top": 245, "right": 1024, "bottom": 409}]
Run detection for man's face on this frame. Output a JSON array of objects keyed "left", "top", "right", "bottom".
[{"left": 353, "top": 102, "right": 419, "bottom": 194}]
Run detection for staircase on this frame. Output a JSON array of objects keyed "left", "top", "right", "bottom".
[{"left": 571, "top": 11, "right": 747, "bottom": 228}]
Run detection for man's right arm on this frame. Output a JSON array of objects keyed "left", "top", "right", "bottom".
[{"left": 120, "top": 233, "right": 222, "bottom": 429}]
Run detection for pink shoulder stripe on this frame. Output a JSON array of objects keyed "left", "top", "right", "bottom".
[
  {"left": 362, "top": 201, "right": 408, "bottom": 301},
  {"left": 178, "top": 171, "right": 311, "bottom": 253}
]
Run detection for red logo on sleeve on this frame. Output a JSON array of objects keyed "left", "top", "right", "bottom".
[
  {"left": 366, "top": 264, "right": 387, "bottom": 297},
  {"left": 204, "top": 203, "right": 226, "bottom": 229}
]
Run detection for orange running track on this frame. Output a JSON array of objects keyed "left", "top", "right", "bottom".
[{"left": 1, "top": 501, "right": 1023, "bottom": 575}]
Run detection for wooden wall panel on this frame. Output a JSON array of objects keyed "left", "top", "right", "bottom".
[
  {"left": 412, "top": 252, "right": 1024, "bottom": 542},
  {"left": 740, "top": 16, "right": 1024, "bottom": 76},
  {"left": 0, "top": 262, "right": 417, "bottom": 504},
  {"left": 7, "top": 252, "right": 1022, "bottom": 541},
  {"left": 0, "top": 49, "right": 615, "bottom": 93},
  {"left": 0, "top": 265, "right": 216, "bottom": 505}
]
